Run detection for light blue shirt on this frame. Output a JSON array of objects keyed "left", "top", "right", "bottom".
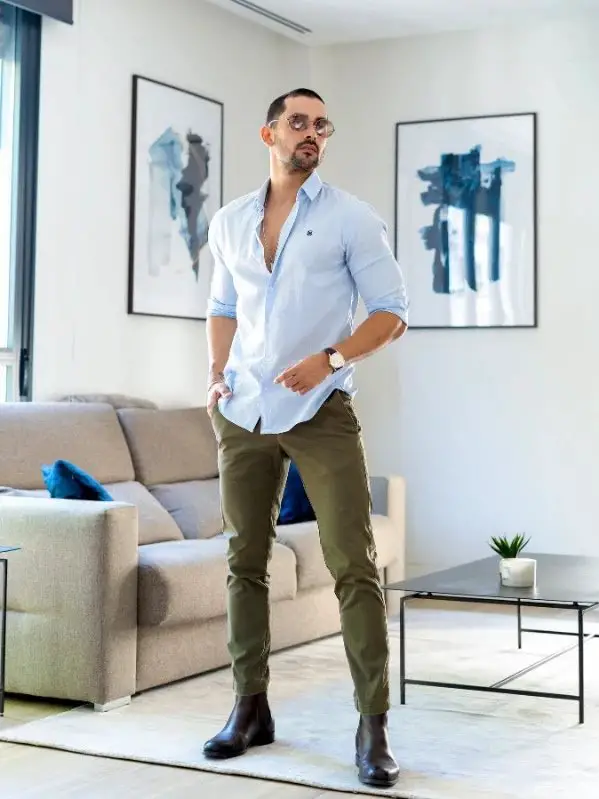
[{"left": 207, "top": 171, "right": 409, "bottom": 434}]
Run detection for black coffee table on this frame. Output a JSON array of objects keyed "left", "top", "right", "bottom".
[{"left": 386, "top": 553, "right": 599, "bottom": 724}]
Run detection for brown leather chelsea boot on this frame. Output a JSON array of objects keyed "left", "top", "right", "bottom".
[
  {"left": 203, "top": 692, "right": 275, "bottom": 759},
  {"left": 355, "top": 712, "right": 400, "bottom": 787}
]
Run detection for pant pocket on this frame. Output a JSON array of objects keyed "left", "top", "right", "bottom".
[{"left": 335, "top": 390, "right": 361, "bottom": 432}]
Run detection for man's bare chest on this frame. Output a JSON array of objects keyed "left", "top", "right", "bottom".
[{"left": 260, "top": 204, "right": 295, "bottom": 272}]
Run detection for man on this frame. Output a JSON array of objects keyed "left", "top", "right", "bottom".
[{"left": 203, "top": 88, "right": 408, "bottom": 789}]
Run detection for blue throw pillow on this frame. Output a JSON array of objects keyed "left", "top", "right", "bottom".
[
  {"left": 278, "top": 461, "right": 315, "bottom": 525},
  {"left": 41, "top": 459, "right": 113, "bottom": 501}
]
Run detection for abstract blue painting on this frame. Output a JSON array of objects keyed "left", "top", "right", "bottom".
[
  {"left": 128, "top": 76, "right": 223, "bottom": 320},
  {"left": 395, "top": 113, "right": 536, "bottom": 328},
  {"left": 147, "top": 127, "right": 211, "bottom": 281}
]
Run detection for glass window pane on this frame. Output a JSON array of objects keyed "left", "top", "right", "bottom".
[{"left": 0, "top": 3, "right": 17, "bottom": 351}]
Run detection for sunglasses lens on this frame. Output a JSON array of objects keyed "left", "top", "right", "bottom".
[
  {"left": 286, "top": 115, "right": 335, "bottom": 137},
  {"left": 316, "top": 121, "right": 334, "bottom": 138},
  {"left": 289, "top": 115, "right": 307, "bottom": 131}
]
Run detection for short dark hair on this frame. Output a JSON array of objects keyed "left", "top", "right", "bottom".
[{"left": 266, "top": 88, "right": 325, "bottom": 125}]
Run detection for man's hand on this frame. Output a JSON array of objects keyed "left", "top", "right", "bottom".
[
  {"left": 207, "top": 377, "right": 232, "bottom": 414},
  {"left": 274, "top": 353, "right": 332, "bottom": 395}
]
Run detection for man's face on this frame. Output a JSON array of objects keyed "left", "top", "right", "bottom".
[{"left": 266, "top": 96, "right": 331, "bottom": 173}]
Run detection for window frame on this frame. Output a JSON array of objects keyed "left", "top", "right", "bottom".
[{"left": 0, "top": 1, "right": 40, "bottom": 402}]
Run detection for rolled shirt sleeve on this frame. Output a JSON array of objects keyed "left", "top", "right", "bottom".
[
  {"left": 344, "top": 200, "right": 409, "bottom": 326},
  {"left": 207, "top": 212, "right": 238, "bottom": 320}
]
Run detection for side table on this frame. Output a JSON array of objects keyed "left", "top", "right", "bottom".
[{"left": 0, "top": 546, "right": 20, "bottom": 716}]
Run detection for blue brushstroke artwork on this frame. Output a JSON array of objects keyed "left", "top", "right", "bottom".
[
  {"left": 147, "top": 126, "right": 210, "bottom": 280},
  {"left": 418, "top": 145, "right": 515, "bottom": 294}
]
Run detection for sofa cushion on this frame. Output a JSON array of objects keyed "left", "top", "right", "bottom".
[
  {"left": 137, "top": 537, "right": 297, "bottom": 627},
  {"left": 0, "top": 402, "right": 135, "bottom": 490},
  {"left": 60, "top": 393, "right": 158, "bottom": 409},
  {"left": 117, "top": 407, "right": 218, "bottom": 486},
  {"left": 0, "top": 485, "right": 48, "bottom": 496},
  {"left": 150, "top": 479, "right": 222, "bottom": 539},
  {"left": 105, "top": 482, "right": 183, "bottom": 545},
  {"left": 0, "top": 481, "right": 184, "bottom": 546},
  {"left": 275, "top": 514, "right": 398, "bottom": 592}
]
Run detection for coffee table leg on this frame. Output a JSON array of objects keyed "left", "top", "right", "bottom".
[
  {"left": 0, "top": 557, "right": 7, "bottom": 717},
  {"left": 577, "top": 604, "right": 584, "bottom": 724},
  {"left": 517, "top": 599, "right": 522, "bottom": 649},
  {"left": 400, "top": 595, "right": 406, "bottom": 705}
]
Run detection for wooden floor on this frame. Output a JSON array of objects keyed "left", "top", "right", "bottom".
[{"left": 0, "top": 696, "right": 357, "bottom": 798}]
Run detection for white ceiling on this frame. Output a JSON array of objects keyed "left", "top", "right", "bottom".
[{"left": 206, "top": 0, "right": 599, "bottom": 45}]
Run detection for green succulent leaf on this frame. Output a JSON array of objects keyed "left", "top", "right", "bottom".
[{"left": 489, "top": 533, "right": 530, "bottom": 558}]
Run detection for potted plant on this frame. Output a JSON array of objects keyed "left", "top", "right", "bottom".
[{"left": 489, "top": 534, "right": 536, "bottom": 587}]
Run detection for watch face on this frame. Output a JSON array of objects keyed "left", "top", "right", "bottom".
[{"left": 330, "top": 352, "right": 345, "bottom": 369}]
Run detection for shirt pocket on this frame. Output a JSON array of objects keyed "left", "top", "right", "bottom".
[{"left": 289, "top": 234, "right": 347, "bottom": 286}]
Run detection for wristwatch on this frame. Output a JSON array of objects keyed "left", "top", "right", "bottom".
[{"left": 323, "top": 347, "right": 345, "bottom": 373}]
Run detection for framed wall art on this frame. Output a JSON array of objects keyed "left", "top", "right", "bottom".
[
  {"left": 128, "top": 75, "right": 223, "bottom": 320},
  {"left": 395, "top": 112, "right": 537, "bottom": 329}
]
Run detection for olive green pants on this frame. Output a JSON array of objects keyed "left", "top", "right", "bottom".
[{"left": 211, "top": 390, "right": 390, "bottom": 715}]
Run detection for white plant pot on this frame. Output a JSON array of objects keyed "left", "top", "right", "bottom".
[{"left": 499, "top": 557, "right": 536, "bottom": 588}]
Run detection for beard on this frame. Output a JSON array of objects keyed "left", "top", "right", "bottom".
[{"left": 288, "top": 144, "right": 321, "bottom": 172}]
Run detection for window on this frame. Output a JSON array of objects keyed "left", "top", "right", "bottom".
[
  {"left": 0, "top": 2, "right": 40, "bottom": 402},
  {"left": 0, "top": 3, "right": 17, "bottom": 400}
]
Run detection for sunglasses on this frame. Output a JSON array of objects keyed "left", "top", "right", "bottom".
[{"left": 270, "top": 113, "right": 335, "bottom": 139}]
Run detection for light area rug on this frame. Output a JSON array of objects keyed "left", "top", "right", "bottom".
[{"left": 2, "top": 605, "right": 599, "bottom": 798}]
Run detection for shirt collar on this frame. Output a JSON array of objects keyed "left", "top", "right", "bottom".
[
  {"left": 300, "top": 171, "right": 323, "bottom": 201},
  {"left": 255, "top": 171, "right": 323, "bottom": 211}
]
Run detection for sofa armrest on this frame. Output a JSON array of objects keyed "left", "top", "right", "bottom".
[
  {"left": 0, "top": 497, "right": 138, "bottom": 706},
  {"left": 371, "top": 475, "right": 406, "bottom": 616}
]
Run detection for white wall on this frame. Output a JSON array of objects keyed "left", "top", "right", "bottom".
[
  {"left": 32, "top": 3, "right": 599, "bottom": 573},
  {"left": 312, "top": 16, "right": 599, "bottom": 573},
  {"left": 33, "top": 0, "right": 309, "bottom": 405}
]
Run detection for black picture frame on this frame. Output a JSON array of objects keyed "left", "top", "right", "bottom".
[
  {"left": 394, "top": 112, "right": 538, "bottom": 330},
  {"left": 127, "top": 75, "right": 224, "bottom": 321}
]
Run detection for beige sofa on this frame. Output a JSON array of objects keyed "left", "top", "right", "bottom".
[{"left": 0, "top": 400, "right": 406, "bottom": 711}]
